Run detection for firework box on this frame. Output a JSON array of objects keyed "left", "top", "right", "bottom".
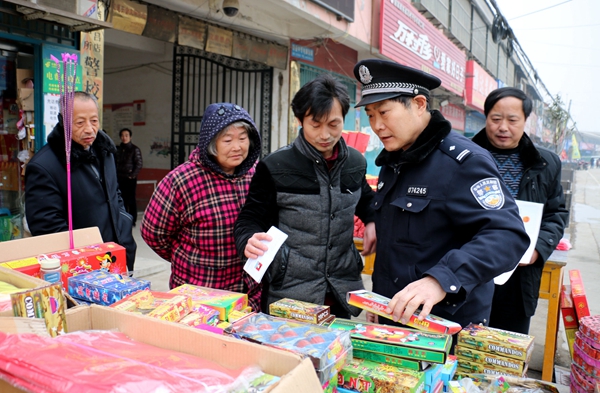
[
  {"left": 454, "top": 345, "right": 527, "bottom": 375},
  {"left": 346, "top": 290, "right": 462, "bottom": 335},
  {"left": 0, "top": 305, "right": 324, "bottom": 392},
  {"left": 422, "top": 362, "right": 443, "bottom": 391},
  {"left": 269, "top": 298, "right": 330, "bottom": 324},
  {"left": 169, "top": 283, "right": 247, "bottom": 321},
  {"left": 560, "top": 284, "right": 579, "bottom": 329},
  {"left": 225, "top": 312, "right": 352, "bottom": 384},
  {"left": 0, "top": 226, "right": 127, "bottom": 289},
  {"left": 440, "top": 354, "right": 458, "bottom": 385},
  {"left": 10, "top": 283, "right": 68, "bottom": 337},
  {"left": 68, "top": 270, "right": 150, "bottom": 306},
  {"left": 457, "top": 324, "right": 534, "bottom": 362},
  {"left": 569, "top": 269, "right": 591, "bottom": 322},
  {"left": 327, "top": 318, "right": 451, "bottom": 364},
  {"left": 0, "top": 257, "right": 41, "bottom": 278},
  {"left": 338, "top": 357, "right": 426, "bottom": 393},
  {"left": 455, "top": 357, "right": 527, "bottom": 377},
  {"left": 110, "top": 290, "right": 195, "bottom": 324},
  {"left": 352, "top": 349, "right": 431, "bottom": 371}
]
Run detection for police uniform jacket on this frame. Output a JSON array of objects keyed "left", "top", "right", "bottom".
[
  {"left": 234, "top": 130, "right": 375, "bottom": 316},
  {"left": 372, "top": 110, "right": 529, "bottom": 327},
  {"left": 472, "top": 130, "right": 568, "bottom": 316}
]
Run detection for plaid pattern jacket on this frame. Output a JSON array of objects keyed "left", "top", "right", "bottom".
[{"left": 141, "top": 147, "right": 260, "bottom": 310}]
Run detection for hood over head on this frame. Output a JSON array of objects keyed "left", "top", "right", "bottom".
[{"left": 192, "top": 103, "right": 261, "bottom": 177}]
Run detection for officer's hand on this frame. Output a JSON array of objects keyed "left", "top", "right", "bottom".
[
  {"left": 385, "top": 276, "right": 446, "bottom": 324},
  {"left": 361, "top": 222, "right": 377, "bottom": 256},
  {"left": 244, "top": 232, "right": 272, "bottom": 259},
  {"left": 366, "top": 311, "right": 379, "bottom": 323}
]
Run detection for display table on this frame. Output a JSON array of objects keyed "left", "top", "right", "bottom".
[
  {"left": 539, "top": 250, "right": 567, "bottom": 382},
  {"left": 353, "top": 238, "right": 568, "bottom": 382}
]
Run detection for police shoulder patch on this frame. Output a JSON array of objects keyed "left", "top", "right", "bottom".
[
  {"left": 438, "top": 138, "right": 471, "bottom": 163},
  {"left": 470, "top": 178, "right": 505, "bottom": 210}
]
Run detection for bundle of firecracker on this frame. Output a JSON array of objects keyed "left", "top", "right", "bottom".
[
  {"left": 571, "top": 315, "right": 600, "bottom": 393},
  {"left": 346, "top": 290, "right": 462, "bottom": 334},
  {"left": 455, "top": 324, "right": 534, "bottom": 378},
  {"left": 225, "top": 312, "right": 352, "bottom": 386}
]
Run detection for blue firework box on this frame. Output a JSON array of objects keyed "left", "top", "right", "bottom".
[
  {"left": 68, "top": 270, "right": 151, "bottom": 306},
  {"left": 226, "top": 312, "right": 352, "bottom": 384}
]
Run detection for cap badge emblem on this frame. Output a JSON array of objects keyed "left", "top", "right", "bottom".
[
  {"left": 413, "top": 88, "right": 419, "bottom": 95},
  {"left": 359, "top": 65, "right": 373, "bottom": 84}
]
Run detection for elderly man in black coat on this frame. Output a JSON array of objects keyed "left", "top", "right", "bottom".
[{"left": 25, "top": 91, "right": 137, "bottom": 273}]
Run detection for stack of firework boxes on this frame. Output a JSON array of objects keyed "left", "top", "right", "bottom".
[
  {"left": 454, "top": 324, "right": 534, "bottom": 378},
  {"left": 326, "top": 290, "right": 459, "bottom": 393},
  {"left": 561, "top": 270, "right": 591, "bottom": 359},
  {"left": 570, "top": 315, "right": 600, "bottom": 393}
]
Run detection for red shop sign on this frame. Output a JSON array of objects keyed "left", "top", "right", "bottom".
[
  {"left": 380, "top": 0, "right": 466, "bottom": 96},
  {"left": 440, "top": 103, "right": 465, "bottom": 131},
  {"left": 465, "top": 60, "right": 498, "bottom": 112}
]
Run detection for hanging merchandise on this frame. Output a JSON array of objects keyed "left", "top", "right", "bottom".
[{"left": 50, "top": 53, "right": 78, "bottom": 249}]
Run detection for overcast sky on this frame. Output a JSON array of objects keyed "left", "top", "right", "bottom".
[{"left": 496, "top": 0, "right": 600, "bottom": 133}]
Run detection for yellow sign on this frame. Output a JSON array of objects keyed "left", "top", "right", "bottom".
[
  {"left": 571, "top": 134, "right": 581, "bottom": 160},
  {"left": 108, "top": 0, "right": 148, "bottom": 35},
  {"left": 205, "top": 26, "right": 233, "bottom": 57}
]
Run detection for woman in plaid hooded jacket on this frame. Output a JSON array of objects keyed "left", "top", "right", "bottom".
[{"left": 141, "top": 103, "right": 262, "bottom": 310}]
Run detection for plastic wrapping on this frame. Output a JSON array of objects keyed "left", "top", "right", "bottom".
[{"left": 0, "top": 330, "right": 276, "bottom": 393}]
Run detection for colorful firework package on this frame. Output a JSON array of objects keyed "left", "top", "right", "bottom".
[
  {"left": 571, "top": 315, "right": 600, "bottom": 393},
  {"left": 346, "top": 290, "right": 462, "bottom": 335},
  {"left": 10, "top": 283, "right": 67, "bottom": 337},
  {"left": 225, "top": 312, "right": 352, "bottom": 384},
  {"left": 269, "top": 297, "right": 331, "bottom": 324},
  {"left": 326, "top": 318, "right": 451, "bottom": 364},
  {"left": 168, "top": 283, "right": 247, "bottom": 322},
  {"left": 338, "top": 357, "right": 426, "bottom": 393},
  {"left": 68, "top": 270, "right": 150, "bottom": 306}
]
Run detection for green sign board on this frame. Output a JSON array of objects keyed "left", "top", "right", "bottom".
[{"left": 42, "top": 44, "right": 83, "bottom": 94}]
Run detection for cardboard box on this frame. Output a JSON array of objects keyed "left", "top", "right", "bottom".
[
  {"left": 269, "top": 298, "right": 330, "bottom": 324},
  {"left": 0, "top": 266, "right": 58, "bottom": 317},
  {"left": 169, "top": 283, "right": 247, "bottom": 321},
  {"left": 455, "top": 357, "right": 527, "bottom": 377},
  {"left": 352, "top": 349, "right": 431, "bottom": 371},
  {"left": 457, "top": 324, "right": 534, "bottom": 362},
  {"left": 347, "top": 290, "right": 462, "bottom": 335},
  {"left": 0, "top": 305, "right": 323, "bottom": 392},
  {"left": 68, "top": 270, "right": 150, "bottom": 306},
  {"left": 569, "top": 270, "right": 591, "bottom": 321},
  {"left": 327, "top": 318, "right": 451, "bottom": 364},
  {"left": 17, "top": 88, "right": 34, "bottom": 111},
  {"left": 454, "top": 345, "right": 527, "bottom": 375},
  {"left": 560, "top": 284, "right": 579, "bottom": 329},
  {"left": 338, "top": 357, "right": 426, "bottom": 393}
]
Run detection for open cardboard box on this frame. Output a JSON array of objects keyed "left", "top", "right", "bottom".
[
  {"left": 0, "top": 305, "right": 323, "bottom": 392},
  {"left": 0, "top": 227, "right": 107, "bottom": 316}
]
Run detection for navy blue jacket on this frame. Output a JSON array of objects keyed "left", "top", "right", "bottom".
[
  {"left": 372, "top": 111, "right": 529, "bottom": 328},
  {"left": 472, "top": 130, "right": 568, "bottom": 317}
]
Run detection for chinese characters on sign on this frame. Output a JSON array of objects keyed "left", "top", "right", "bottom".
[
  {"left": 381, "top": 0, "right": 466, "bottom": 96},
  {"left": 440, "top": 103, "right": 465, "bottom": 131},
  {"left": 465, "top": 60, "right": 497, "bottom": 112}
]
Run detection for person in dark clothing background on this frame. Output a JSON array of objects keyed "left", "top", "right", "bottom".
[
  {"left": 116, "top": 128, "right": 143, "bottom": 227},
  {"left": 25, "top": 91, "right": 137, "bottom": 273},
  {"left": 472, "top": 87, "right": 568, "bottom": 334}
]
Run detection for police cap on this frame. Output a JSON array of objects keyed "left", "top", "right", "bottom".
[{"left": 353, "top": 59, "right": 442, "bottom": 107}]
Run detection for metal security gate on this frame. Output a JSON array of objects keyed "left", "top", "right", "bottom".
[{"left": 171, "top": 45, "right": 273, "bottom": 168}]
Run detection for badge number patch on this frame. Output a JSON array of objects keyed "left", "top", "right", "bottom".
[
  {"left": 470, "top": 178, "right": 505, "bottom": 210},
  {"left": 407, "top": 185, "right": 427, "bottom": 196}
]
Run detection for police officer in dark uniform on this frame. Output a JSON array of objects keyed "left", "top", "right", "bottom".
[{"left": 353, "top": 59, "right": 529, "bottom": 329}]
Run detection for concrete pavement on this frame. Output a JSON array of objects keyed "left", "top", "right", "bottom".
[{"left": 132, "top": 166, "right": 600, "bottom": 383}]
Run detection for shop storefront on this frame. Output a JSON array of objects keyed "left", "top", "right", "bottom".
[
  {"left": 464, "top": 60, "right": 497, "bottom": 137},
  {"left": 0, "top": 0, "right": 106, "bottom": 242}
]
